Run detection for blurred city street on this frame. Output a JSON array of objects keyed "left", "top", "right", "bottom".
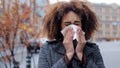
[{"left": 0, "top": 0, "right": 120, "bottom": 68}]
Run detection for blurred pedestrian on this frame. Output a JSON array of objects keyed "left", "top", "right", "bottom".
[{"left": 38, "top": 1, "right": 105, "bottom": 68}]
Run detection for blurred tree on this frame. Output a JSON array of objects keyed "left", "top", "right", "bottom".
[
  {"left": 0, "top": 1, "right": 33, "bottom": 68},
  {"left": 0, "top": 0, "right": 44, "bottom": 67}
]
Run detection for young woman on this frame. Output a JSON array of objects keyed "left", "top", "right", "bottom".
[{"left": 38, "top": 1, "right": 105, "bottom": 68}]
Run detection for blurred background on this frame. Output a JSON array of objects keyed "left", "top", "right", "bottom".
[{"left": 0, "top": 0, "right": 120, "bottom": 68}]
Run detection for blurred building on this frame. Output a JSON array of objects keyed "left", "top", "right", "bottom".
[
  {"left": 91, "top": 3, "right": 120, "bottom": 41},
  {"left": 70, "top": 0, "right": 120, "bottom": 41}
]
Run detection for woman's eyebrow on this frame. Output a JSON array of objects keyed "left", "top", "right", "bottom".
[{"left": 64, "top": 21, "right": 71, "bottom": 23}]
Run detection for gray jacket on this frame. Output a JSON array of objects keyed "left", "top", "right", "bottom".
[{"left": 38, "top": 41, "right": 105, "bottom": 68}]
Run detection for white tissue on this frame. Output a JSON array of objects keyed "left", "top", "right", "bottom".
[{"left": 61, "top": 25, "right": 78, "bottom": 41}]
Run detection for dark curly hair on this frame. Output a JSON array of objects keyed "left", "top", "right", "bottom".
[{"left": 42, "top": 1, "right": 98, "bottom": 41}]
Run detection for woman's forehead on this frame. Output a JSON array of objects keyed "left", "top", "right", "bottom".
[{"left": 62, "top": 11, "right": 81, "bottom": 22}]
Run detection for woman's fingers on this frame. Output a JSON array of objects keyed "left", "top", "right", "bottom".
[
  {"left": 65, "top": 27, "right": 74, "bottom": 40},
  {"left": 77, "top": 27, "right": 86, "bottom": 43},
  {"left": 63, "top": 27, "right": 75, "bottom": 58}
]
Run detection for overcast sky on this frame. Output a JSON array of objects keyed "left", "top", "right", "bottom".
[{"left": 49, "top": 0, "right": 120, "bottom": 5}]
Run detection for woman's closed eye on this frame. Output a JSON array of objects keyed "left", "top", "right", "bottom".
[
  {"left": 65, "top": 22, "right": 71, "bottom": 26},
  {"left": 74, "top": 21, "right": 81, "bottom": 26}
]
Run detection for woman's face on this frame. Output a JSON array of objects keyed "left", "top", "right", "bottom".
[{"left": 61, "top": 11, "right": 82, "bottom": 29}]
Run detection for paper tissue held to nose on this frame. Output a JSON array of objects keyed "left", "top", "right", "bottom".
[{"left": 61, "top": 25, "right": 79, "bottom": 41}]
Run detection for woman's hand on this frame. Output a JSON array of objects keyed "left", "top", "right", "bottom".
[
  {"left": 63, "top": 28, "right": 74, "bottom": 60},
  {"left": 75, "top": 27, "right": 86, "bottom": 61}
]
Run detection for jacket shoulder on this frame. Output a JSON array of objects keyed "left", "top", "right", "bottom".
[
  {"left": 86, "top": 42, "right": 99, "bottom": 49},
  {"left": 40, "top": 42, "right": 51, "bottom": 50}
]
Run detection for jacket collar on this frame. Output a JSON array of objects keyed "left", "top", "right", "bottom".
[{"left": 50, "top": 40, "right": 95, "bottom": 56}]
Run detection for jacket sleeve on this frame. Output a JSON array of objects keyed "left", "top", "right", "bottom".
[
  {"left": 86, "top": 45, "right": 105, "bottom": 68},
  {"left": 38, "top": 44, "right": 67, "bottom": 68}
]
